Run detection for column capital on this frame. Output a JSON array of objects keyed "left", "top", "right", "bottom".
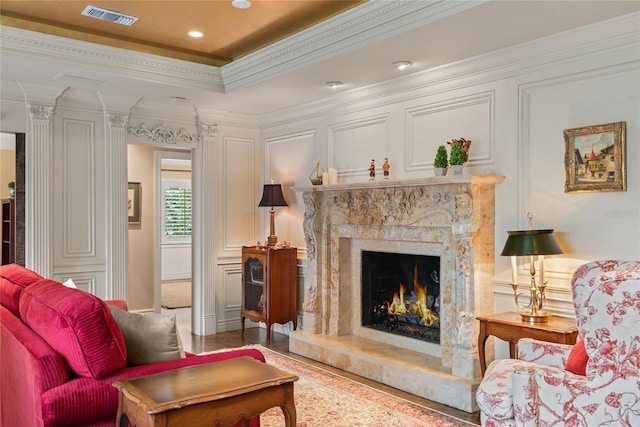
[{"left": 27, "top": 105, "right": 54, "bottom": 120}]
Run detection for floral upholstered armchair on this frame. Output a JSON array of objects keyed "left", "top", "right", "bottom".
[{"left": 476, "top": 260, "right": 640, "bottom": 426}]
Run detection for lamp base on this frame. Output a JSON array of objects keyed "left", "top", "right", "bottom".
[
  {"left": 266, "top": 235, "right": 278, "bottom": 247},
  {"left": 520, "top": 310, "right": 552, "bottom": 324}
]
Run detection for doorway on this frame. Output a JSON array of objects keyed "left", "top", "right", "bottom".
[
  {"left": 156, "top": 151, "right": 192, "bottom": 339},
  {"left": 0, "top": 132, "right": 25, "bottom": 266}
]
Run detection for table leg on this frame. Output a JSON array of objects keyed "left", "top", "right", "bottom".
[
  {"left": 115, "top": 391, "right": 125, "bottom": 427},
  {"left": 280, "top": 384, "right": 297, "bottom": 427},
  {"left": 509, "top": 341, "right": 517, "bottom": 359},
  {"left": 241, "top": 316, "right": 245, "bottom": 336},
  {"left": 478, "top": 322, "right": 488, "bottom": 375}
]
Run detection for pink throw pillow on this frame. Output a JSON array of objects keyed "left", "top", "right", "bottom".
[
  {"left": 19, "top": 280, "right": 127, "bottom": 378},
  {"left": 0, "top": 264, "right": 44, "bottom": 317},
  {"left": 565, "top": 337, "right": 588, "bottom": 376}
]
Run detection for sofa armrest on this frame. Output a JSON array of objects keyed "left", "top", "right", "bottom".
[
  {"left": 1, "top": 306, "right": 71, "bottom": 427},
  {"left": 512, "top": 363, "right": 599, "bottom": 426},
  {"left": 518, "top": 338, "right": 572, "bottom": 369}
]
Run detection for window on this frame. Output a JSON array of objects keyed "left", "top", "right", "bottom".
[{"left": 162, "top": 178, "right": 191, "bottom": 243}]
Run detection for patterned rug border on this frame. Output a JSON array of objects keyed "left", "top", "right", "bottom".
[{"left": 199, "top": 344, "right": 476, "bottom": 427}]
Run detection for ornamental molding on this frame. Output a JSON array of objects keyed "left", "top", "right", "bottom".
[
  {"left": 27, "top": 105, "right": 54, "bottom": 120},
  {"left": 0, "top": 27, "right": 224, "bottom": 92},
  {"left": 220, "top": 0, "right": 481, "bottom": 90},
  {"left": 200, "top": 123, "right": 219, "bottom": 137},
  {"left": 128, "top": 122, "right": 200, "bottom": 147},
  {"left": 107, "top": 114, "right": 129, "bottom": 128}
]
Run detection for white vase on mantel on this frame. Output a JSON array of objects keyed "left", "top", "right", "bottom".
[{"left": 434, "top": 167, "right": 448, "bottom": 176}]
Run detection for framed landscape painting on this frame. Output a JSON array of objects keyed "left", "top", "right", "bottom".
[
  {"left": 128, "top": 182, "right": 141, "bottom": 224},
  {"left": 563, "top": 121, "right": 626, "bottom": 193}
]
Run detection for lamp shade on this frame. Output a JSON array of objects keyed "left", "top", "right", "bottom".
[
  {"left": 500, "top": 229, "right": 563, "bottom": 256},
  {"left": 258, "top": 184, "right": 288, "bottom": 207}
]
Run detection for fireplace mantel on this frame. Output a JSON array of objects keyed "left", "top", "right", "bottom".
[
  {"left": 294, "top": 174, "right": 504, "bottom": 192},
  {"left": 290, "top": 174, "right": 503, "bottom": 412}
]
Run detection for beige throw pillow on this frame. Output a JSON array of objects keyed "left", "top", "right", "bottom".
[{"left": 107, "top": 305, "right": 184, "bottom": 366}]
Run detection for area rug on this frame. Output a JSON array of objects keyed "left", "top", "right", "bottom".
[
  {"left": 203, "top": 345, "right": 475, "bottom": 427},
  {"left": 160, "top": 280, "right": 191, "bottom": 309}
]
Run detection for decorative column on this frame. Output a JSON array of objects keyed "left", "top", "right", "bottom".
[
  {"left": 25, "top": 104, "right": 54, "bottom": 276},
  {"left": 301, "top": 191, "right": 323, "bottom": 333},
  {"left": 105, "top": 114, "right": 129, "bottom": 300},
  {"left": 192, "top": 123, "right": 218, "bottom": 335}
]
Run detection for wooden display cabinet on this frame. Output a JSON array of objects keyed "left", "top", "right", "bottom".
[
  {"left": 1, "top": 199, "right": 15, "bottom": 265},
  {"left": 241, "top": 246, "right": 297, "bottom": 342}
]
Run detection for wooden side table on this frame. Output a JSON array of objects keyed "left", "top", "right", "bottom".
[
  {"left": 477, "top": 311, "right": 578, "bottom": 375},
  {"left": 113, "top": 356, "right": 298, "bottom": 427}
]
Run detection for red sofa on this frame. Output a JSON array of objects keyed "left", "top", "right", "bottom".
[{"left": 0, "top": 263, "right": 263, "bottom": 427}]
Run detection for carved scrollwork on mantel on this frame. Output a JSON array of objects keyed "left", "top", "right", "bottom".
[{"left": 128, "top": 122, "right": 200, "bottom": 147}]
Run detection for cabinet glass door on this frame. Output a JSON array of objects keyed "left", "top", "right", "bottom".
[{"left": 243, "top": 257, "right": 264, "bottom": 312}]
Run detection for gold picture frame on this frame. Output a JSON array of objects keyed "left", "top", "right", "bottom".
[
  {"left": 563, "top": 121, "right": 626, "bottom": 193},
  {"left": 128, "top": 182, "right": 141, "bottom": 224}
]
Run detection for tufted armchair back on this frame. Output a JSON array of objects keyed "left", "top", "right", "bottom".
[{"left": 476, "top": 260, "right": 640, "bottom": 426}]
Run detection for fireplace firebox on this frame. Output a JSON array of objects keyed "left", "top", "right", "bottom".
[{"left": 361, "top": 251, "right": 440, "bottom": 344}]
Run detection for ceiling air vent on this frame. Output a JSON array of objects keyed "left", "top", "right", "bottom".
[{"left": 81, "top": 5, "right": 139, "bottom": 26}]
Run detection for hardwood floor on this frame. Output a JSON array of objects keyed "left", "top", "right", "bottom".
[{"left": 169, "top": 307, "right": 481, "bottom": 426}]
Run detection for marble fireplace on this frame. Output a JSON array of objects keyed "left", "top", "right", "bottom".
[{"left": 290, "top": 175, "right": 504, "bottom": 412}]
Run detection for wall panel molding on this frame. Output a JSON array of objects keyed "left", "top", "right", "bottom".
[
  {"left": 518, "top": 60, "right": 640, "bottom": 288},
  {"left": 61, "top": 119, "right": 96, "bottom": 258},
  {"left": 405, "top": 91, "right": 494, "bottom": 172},
  {"left": 328, "top": 114, "right": 389, "bottom": 178},
  {"left": 222, "top": 136, "right": 256, "bottom": 252}
]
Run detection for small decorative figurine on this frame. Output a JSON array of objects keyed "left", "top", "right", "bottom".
[
  {"left": 369, "top": 159, "right": 376, "bottom": 181},
  {"left": 382, "top": 158, "right": 390, "bottom": 180}
]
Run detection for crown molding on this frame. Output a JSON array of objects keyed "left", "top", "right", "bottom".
[
  {"left": 0, "top": 26, "right": 224, "bottom": 93},
  {"left": 258, "top": 11, "right": 640, "bottom": 127},
  {"left": 221, "top": 0, "right": 485, "bottom": 91},
  {"left": 0, "top": 1, "right": 483, "bottom": 96}
]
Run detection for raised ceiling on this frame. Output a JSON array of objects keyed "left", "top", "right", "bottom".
[
  {"left": 1, "top": 1, "right": 639, "bottom": 116},
  {"left": 0, "top": 0, "right": 365, "bottom": 66}
]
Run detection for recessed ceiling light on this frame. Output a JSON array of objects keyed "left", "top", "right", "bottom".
[
  {"left": 392, "top": 61, "right": 412, "bottom": 70},
  {"left": 188, "top": 30, "right": 203, "bottom": 38},
  {"left": 232, "top": 0, "right": 252, "bottom": 9},
  {"left": 326, "top": 81, "right": 343, "bottom": 89}
]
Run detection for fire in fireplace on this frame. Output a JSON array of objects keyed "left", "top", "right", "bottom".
[{"left": 361, "top": 251, "right": 440, "bottom": 344}]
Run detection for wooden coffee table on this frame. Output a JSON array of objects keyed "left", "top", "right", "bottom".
[{"left": 113, "top": 356, "right": 298, "bottom": 427}]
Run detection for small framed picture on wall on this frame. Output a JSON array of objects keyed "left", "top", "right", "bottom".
[
  {"left": 128, "top": 182, "right": 141, "bottom": 224},
  {"left": 563, "top": 121, "right": 626, "bottom": 193}
]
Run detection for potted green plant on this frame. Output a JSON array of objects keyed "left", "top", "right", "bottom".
[
  {"left": 449, "top": 142, "right": 465, "bottom": 175},
  {"left": 7, "top": 181, "right": 16, "bottom": 198},
  {"left": 433, "top": 145, "right": 448, "bottom": 176}
]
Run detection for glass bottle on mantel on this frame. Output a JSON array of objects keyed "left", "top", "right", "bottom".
[{"left": 309, "top": 161, "right": 324, "bottom": 185}]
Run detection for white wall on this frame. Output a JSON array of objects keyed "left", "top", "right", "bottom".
[{"left": 261, "top": 14, "right": 640, "bottom": 353}]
